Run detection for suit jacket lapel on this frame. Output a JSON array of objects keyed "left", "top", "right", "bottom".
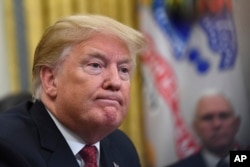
[
  {"left": 100, "top": 137, "right": 117, "bottom": 167},
  {"left": 29, "top": 101, "right": 79, "bottom": 167},
  {"left": 197, "top": 151, "right": 208, "bottom": 167}
]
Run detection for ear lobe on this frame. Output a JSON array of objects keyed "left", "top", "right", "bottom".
[
  {"left": 234, "top": 116, "right": 241, "bottom": 133},
  {"left": 40, "top": 66, "right": 57, "bottom": 98},
  {"left": 193, "top": 120, "right": 199, "bottom": 136}
]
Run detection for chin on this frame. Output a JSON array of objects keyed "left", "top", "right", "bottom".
[
  {"left": 103, "top": 107, "right": 122, "bottom": 120},
  {"left": 107, "top": 117, "right": 122, "bottom": 126}
]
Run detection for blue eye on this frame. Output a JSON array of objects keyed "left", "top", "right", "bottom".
[
  {"left": 119, "top": 66, "right": 131, "bottom": 81},
  {"left": 120, "top": 67, "right": 129, "bottom": 73},
  {"left": 89, "top": 63, "right": 101, "bottom": 68},
  {"left": 83, "top": 62, "right": 103, "bottom": 75}
]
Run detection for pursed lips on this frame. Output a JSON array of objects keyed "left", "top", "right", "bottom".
[
  {"left": 211, "top": 132, "right": 226, "bottom": 140},
  {"left": 95, "top": 95, "right": 122, "bottom": 106}
]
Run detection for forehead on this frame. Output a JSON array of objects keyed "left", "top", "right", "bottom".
[
  {"left": 72, "top": 33, "right": 131, "bottom": 57},
  {"left": 196, "top": 95, "right": 232, "bottom": 115}
]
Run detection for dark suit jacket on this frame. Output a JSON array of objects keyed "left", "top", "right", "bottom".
[
  {"left": 0, "top": 100, "right": 141, "bottom": 167},
  {"left": 168, "top": 151, "right": 207, "bottom": 167}
]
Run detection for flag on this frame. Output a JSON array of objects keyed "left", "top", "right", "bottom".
[{"left": 139, "top": 0, "right": 250, "bottom": 166}]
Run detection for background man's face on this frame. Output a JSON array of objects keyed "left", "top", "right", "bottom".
[{"left": 194, "top": 95, "right": 240, "bottom": 152}]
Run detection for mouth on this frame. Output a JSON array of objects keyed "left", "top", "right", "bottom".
[
  {"left": 95, "top": 95, "right": 122, "bottom": 106},
  {"left": 211, "top": 133, "right": 226, "bottom": 140}
]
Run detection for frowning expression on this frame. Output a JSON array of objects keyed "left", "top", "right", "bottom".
[{"left": 52, "top": 33, "right": 133, "bottom": 140}]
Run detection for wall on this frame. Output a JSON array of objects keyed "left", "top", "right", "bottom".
[{"left": 233, "top": 0, "right": 250, "bottom": 100}]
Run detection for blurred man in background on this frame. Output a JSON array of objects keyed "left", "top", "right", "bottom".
[{"left": 169, "top": 90, "right": 240, "bottom": 167}]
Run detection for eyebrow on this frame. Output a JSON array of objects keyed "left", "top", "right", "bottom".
[
  {"left": 198, "top": 111, "right": 234, "bottom": 118},
  {"left": 87, "top": 52, "right": 133, "bottom": 65}
]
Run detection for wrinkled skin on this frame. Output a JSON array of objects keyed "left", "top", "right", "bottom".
[{"left": 40, "top": 33, "right": 133, "bottom": 144}]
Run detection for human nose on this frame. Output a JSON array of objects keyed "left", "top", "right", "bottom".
[
  {"left": 211, "top": 116, "right": 222, "bottom": 128},
  {"left": 103, "top": 66, "right": 122, "bottom": 91}
]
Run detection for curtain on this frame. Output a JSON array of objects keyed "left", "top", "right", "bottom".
[
  {"left": 3, "top": 0, "right": 20, "bottom": 92},
  {"left": 3, "top": 0, "right": 147, "bottom": 165}
]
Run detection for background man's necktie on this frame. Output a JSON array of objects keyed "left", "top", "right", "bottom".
[{"left": 79, "top": 145, "right": 98, "bottom": 167}]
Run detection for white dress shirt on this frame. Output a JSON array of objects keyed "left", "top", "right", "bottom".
[
  {"left": 47, "top": 110, "right": 100, "bottom": 167},
  {"left": 202, "top": 149, "right": 229, "bottom": 167}
]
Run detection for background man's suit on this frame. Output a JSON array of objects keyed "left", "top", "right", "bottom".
[
  {"left": 168, "top": 151, "right": 207, "bottom": 167},
  {"left": 0, "top": 100, "right": 141, "bottom": 167}
]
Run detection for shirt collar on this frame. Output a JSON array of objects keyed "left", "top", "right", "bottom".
[
  {"left": 46, "top": 110, "right": 100, "bottom": 165},
  {"left": 202, "top": 149, "right": 229, "bottom": 167}
]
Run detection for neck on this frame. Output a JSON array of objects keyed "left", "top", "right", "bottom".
[{"left": 206, "top": 144, "right": 234, "bottom": 158}]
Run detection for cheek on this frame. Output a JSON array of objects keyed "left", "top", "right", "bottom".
[
  {"left": 198, "top": 124, "right": 211, "bottom": 136},
  {"left": 63, "top": 72, "right": 100, "bottom": 93},
  {"left": 225, "top": 120, "right": 237, "bottom": 133},
  {"left": 123, "top": 87, "right": 131, "bottom": 107}
]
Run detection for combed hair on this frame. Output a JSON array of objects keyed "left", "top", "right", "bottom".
[
  {"left": 193, "top": 88, "right": 235, "bottom": 120},
  {"left": 32, "top": 14, "right": 146, "bottom": 99}
]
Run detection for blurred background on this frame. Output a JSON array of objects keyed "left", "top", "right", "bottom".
[{"left": 0, "top": 0, "right": 250, "bottom": 166}]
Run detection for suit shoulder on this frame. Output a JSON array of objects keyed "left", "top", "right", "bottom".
[
  {"left": 0, "top": 101, "right": 34, "bottom": 133},
  {"left": 102, "top": 129, "right": 141, "bottom": 166},
  {"left": 107, "top": 129, "right": 134, "bottom": 145},
  {"left": 0, "top": 138, "right": 32, "bottom": 167},
  {"left": 168, "top": 152, "right": 205, "bottom": 167}
]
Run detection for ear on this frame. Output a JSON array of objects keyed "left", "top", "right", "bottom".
[
  {"left": 193, "top": 119, "right": 200, "bottom": 136},
  {"left": 234, "top": 115, "right": 241, "bottom": 134},
  {"left": 40, "top": 66, "right": 57, "bottom": 98}
]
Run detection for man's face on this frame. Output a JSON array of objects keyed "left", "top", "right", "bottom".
[
  {"left": 50, "top": 33, "right": 133, "bottom": 142},
  {"left": 194, "top": 95, "right": 240, "bottom": 152}
]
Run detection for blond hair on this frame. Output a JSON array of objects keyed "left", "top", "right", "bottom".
[{"left": 32, "top": 14, "right": 146, "bottom": 98}]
